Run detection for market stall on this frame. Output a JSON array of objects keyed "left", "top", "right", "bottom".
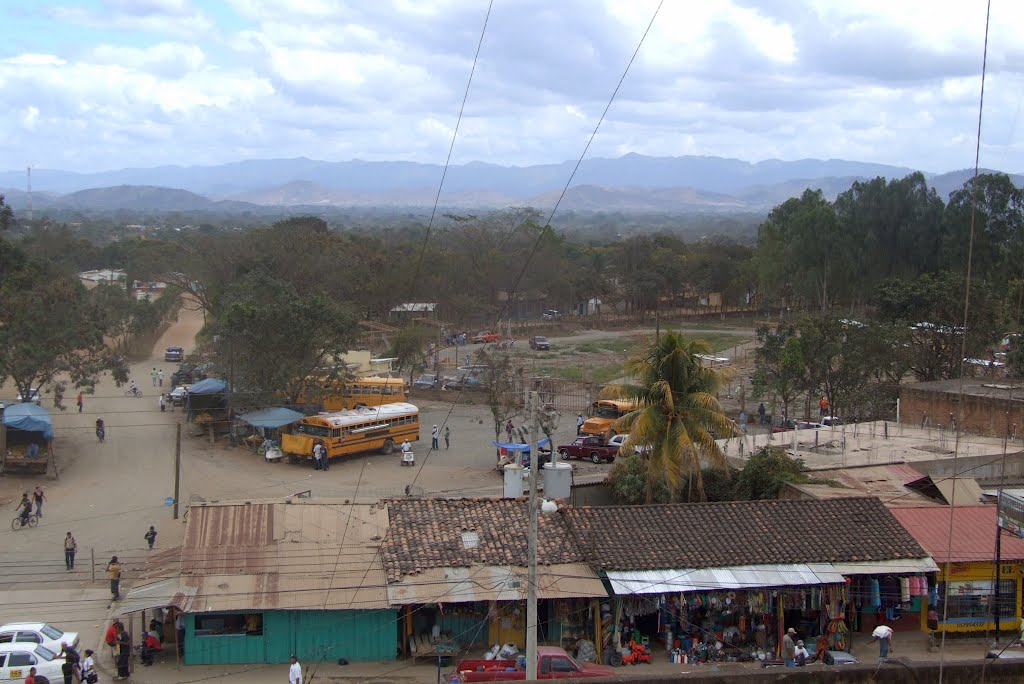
[{"left": 1, "top": 402, "right": 56, "bottom": 478}]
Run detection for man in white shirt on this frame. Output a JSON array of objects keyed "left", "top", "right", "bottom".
[
  {"left": 869, "top": 623, "right": 894, "bottom": 658},
  {"left": 289, "top": 655, "right": 302, "bottom": 684}
]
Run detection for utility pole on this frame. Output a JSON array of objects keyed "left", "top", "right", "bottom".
[
  {"left": 525, "top": 390, "right": 539, "bottom": 681},
  {"left": 173, "top": 423, "right": 181, "bottom": 520}
]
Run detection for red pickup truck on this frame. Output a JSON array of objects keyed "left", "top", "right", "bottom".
[
  {"left": 472, "top": 331, "right": 503, "bottom": 344},
  {"left": 454, "top": 646, "right": 613, "bottom": 681},
  {"left": 557, "top": 435, "right": 618, "bottom": 464}
]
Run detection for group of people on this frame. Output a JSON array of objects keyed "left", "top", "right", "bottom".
[
  {"left": 16, "top": 487, "right": 45, "bottom": 525},
  {"left": 312, "top": 440, "right": 330, "bottom": 470},
  {"left": 104, "top": 620, "right": 133, "bottom": 679},
  {"left": 149, "top": 367, "right": 165, "bottom": 387},
  {"left": 430, "top": 424, "right": 450, "bottom": 450}
]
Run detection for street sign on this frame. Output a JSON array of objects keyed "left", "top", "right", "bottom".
[
  {"left": 997, "top": 492, "right": 1024, "bottom": 538},
  {"left": 164, "top": 496, "right": 175, "bottom": 506}
]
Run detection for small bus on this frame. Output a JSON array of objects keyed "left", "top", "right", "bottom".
[
  {"left": 280, "top": 402, "right": 419, "bottom": 465},
  {"left": 580, "top": 400, "right": 641, "bottom": 437},
  {"left": 297, "top": 377, "right": 407, "bottom": 411}
]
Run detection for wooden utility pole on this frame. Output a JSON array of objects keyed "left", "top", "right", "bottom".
[
  {"left": 173, "top": 423, "right": 181, "bottom": 520},
  {"left": 526, "top": 391, "right": 540, "bottom": 681}
]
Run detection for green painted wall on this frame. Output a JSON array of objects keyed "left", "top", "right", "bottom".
[{"left": 185, "top": 609, "right": 398, "bottom": 665}]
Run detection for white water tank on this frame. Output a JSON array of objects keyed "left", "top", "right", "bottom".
[
  {"left": 541, "top": 462, "right": 573, "bottom": 499},
  {"left": 503, "top": 464, "right": 525, "bottom": 498}
]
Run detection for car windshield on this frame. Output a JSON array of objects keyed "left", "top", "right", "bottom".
[
  {"left": 39, "top": 625, "right": 62, "bottom": 640},
  {"left": 35, "top": 645, "right": 57, "bottom": 661},
  {"left": 535, "top": 337, "right": 548, "bottom": 342}
]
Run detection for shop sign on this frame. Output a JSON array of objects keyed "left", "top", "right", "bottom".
[
  {"left": 998, "top": 492, "right": 1024, "bottom": 538},
  {"left": 951, "top": 580, "right": 992, "bottom": 596}
]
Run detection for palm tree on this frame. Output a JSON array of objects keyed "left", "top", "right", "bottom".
[{"left": 603, "top": 331, "right": 735, "bottom": 503}]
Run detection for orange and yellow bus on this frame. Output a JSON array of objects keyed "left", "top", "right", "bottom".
[
  {"left": 297, "top": 376, "right": 407, "bottom": 411},
  {"left": 581, "top": 399, "right": 641, "bottom": 437},
  {"left": 281, "top": 402, "right": 419, "bottom": 465}
]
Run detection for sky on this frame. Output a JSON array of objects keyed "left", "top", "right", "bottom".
[{"left": 1, "top": 0, "right": 1022, "bottom": 173}]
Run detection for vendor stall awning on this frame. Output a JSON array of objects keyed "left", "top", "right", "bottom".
[
  {"left": 606, "top": 563, "right": 847, "bottom": 595},
  {"left": 115, "top": 579, "right": 196, "bottom": 616},
  {"left": 188, "top": 378, "right": 228, "bottom": 395},
  {"left": 492, "top": 437, "right": 551, "bottom": 451},
  {"left": 237, "top": 407, "right": 304, "bottom": 429},
  {"left": 387, "top": 563, "right": 606, "bottom": 605},
  {"left": 828, "top": 557, "right": 938, "bottom": 575},
  {"left": 2, "top": 403, "right": 54, "bottom": 441}
]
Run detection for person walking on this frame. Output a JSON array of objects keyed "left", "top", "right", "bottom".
[
  {"left": 288, "top": 655, "right": 303, "bottom": 684},
  {"left": 95, "top": 417, "right": 105, "bottom": 443},
  {"left": 64, "top": 532, "right": 77, "bottom": 571},
  {"left": 444, "top": 426, "right": 450, "bottom": 449},
  {"left": 431, "top": 425, "right": 439, "bottom": 450},
  {"left": 312, "top": 442, "right": 324, "bottom": 471},
  {"left": 869, "top": 622, "right": 894, "bottom": 659},
  {"left": 144, "top": 525, "right": 157, "bottom": 550},
  {"left": 782, "top": 627, "right": 797, "bottom": 667},
  {"left": 107, "top": 556, "right": 122, "bottom": 601},
  {"left": 576, "top": 413, "right": 584, "bottom": 435},
  {"left": 76, "top": 392, "right": 84, "bottom": 413},
  {"left": 33, "top": 487, "right": 45, "bottom": 519},
  {"left": 150, "top": 368, "right": 158, "bottom": 387},
  {"left": 505, "top": 419, "right": 514, "bottom": 441},
  {"left": 159, "top": 393, "right": 166, "bottom": 412},
  {"left": 158, "top": 369, "right": 164, "bottom": 387}
]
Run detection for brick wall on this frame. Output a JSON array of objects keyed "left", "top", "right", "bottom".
[{"left": 900, "top": 387, "right": 1024, "bottom": 437}]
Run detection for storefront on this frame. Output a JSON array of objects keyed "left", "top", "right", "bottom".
[{"left": 892, "top": 506, "right": 1024, "bottom": 635}]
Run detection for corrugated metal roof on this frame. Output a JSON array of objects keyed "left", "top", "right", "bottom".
[
  {"left": 386, "top": 563, "right": 606, "bottom": 605},
  {"left": 891, "top": 505, "right": 1024, "bottom": 564},
  {"left": 115, "top": 579, "right": 197, "bottom": 616},
  {"left": 809, "top": 465, "right": 939, "bottom": 507},
  {"left": 172, "top": 499, "right": 390, "bottom": 610},
  {"left": 606, "top": 563, "right": 847, "bottom": 595}
]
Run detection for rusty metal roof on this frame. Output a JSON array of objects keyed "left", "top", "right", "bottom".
[
  {"left": 166, "top": 498, "right": 391, "bottom": 611},
  {"left": 891, "top": 505, "right": 1024, "bottom": 564}
]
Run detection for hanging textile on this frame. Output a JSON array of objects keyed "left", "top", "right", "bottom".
[
  {"left": 869, "top": 578, "right": 881, "bottom": 608},
  {"left": 900, "top": 577, "right": 911, "bottom": 603}
]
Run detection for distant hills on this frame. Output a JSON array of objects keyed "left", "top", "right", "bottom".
[{"left": 0, "top": 154, "right": 1019, "bottom": 215}]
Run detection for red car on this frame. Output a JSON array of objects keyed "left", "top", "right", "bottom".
[
  {"left": 557, "top": 435, "right": 618, "bottom": 464},
  {"left": 472, "top": 331, "right": 503, "bottom": 344}
]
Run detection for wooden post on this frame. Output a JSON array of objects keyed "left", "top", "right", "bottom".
[
  {"left": 91, "top": 548, "right": 95, "bottom": 582},
  {"left": 173, "top": 423, "right": 181, "bottom": 520}
]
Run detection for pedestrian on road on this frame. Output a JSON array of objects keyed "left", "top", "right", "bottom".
[
  {"left": 58, "top": 641, "right": 81, "bottom": 684},
  {"left": 23, "top": 666, "right": 37, "bottom": 684},
  {"left": 33, "top": 487, "right": 45, "bottom": 518},
  {"left": 757, "top": 402, "right": 767, "bottom": 425},
  {"left": 175, "top": 612, "right": 185, "bottom": 656},
  {"left": 159, "top": 393, "right": 166, "bottom": 412},
  {"left": 444, "top": 426, "right": 450, "bottom": 449},
  {"left": 868, "top": 623, "right": 894, "bottom": 659},
  {"left": 144, "top": 525, "right": 157, "bottom": 550},
  {"left": 576, "top": 413, "right": 584, "bottom": 435},
  {"left": 313, "top": 441, "right": 325, "bottom": 471},
  {"left": 104, "top": 622, "right": 119, "bottom": 659},
  {"left": 116, "top": 624, "right": 130, "bottom": 679},
  {"left": 76, "top": 392, "right": 83, "bottom": 413},
  {"left": 431, "top": 425, "right": 439, "bottom": 450},
  {"left": 107, "top": 556, "right": 122, "bottom": 601},
  {"left": 158, "top": 369, "right": 164, "bottom": 387},
  {"left": 150, "top": 368, "right": 158, "bottom": 387},
  {"left": 95, "top": 416, "right": 105, "bottom": 443},
  {"left": 782, "top": 627, "right": 797, "bottom": 667},
  {"left": 80, "top": 650, "right": 96, "bottom": 684},
  {"left": 63, "top": 532, "right": 76, "bottom": 570},
  {"left": 289, "top": 655, "right": 303, "bottom": 684},
  {"left": 505, "top": 419, "right": 514, "bottom": 441}
]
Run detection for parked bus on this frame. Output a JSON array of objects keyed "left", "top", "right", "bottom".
[
  {"left": 297, "top": 376, "right": 407, "bottom": 411},
  {"left": 580, "top": 399, "right": 641, "bottom": 437},
  {"left": 280, "top": 402, "right": 419, "bottom": 465}
]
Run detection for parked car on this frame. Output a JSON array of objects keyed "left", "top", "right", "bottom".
[
  {"left": 471, "top": 331, "right": 502, "bottom": 344},
  {"left": 529, "top": 336, "right": 551, "bottom": 351},
  {"left": 557, "top": 435, "right": 618, "bottom": 464},
  {"left": 413, "top": 374, "right": 439, "bottom": 389},
  {"left": 606, "top": 433, "right": 649, "bottom": 456},
  {"left": 771, "top": 419, "right": 823, "bottom": 433},
  {"left": 0, "top": 622, "right": 79, "bottom": 654},
  {"left": 169, "top": 384, "right": 190, "bottom": 406},
  {"left": 164, "top": 346, "right": 185, "bottom": 362},
  {"left": 14, "top": 387, "right": 41, "bottom": 404},
  {"left": 820, "top": 415, "right": 845, "bottom": 427},
  {"left": 171, "top": 363, "right": 208, "bottom": 389},
  {"left": 542, "top": 310, "right": 562, "bottom": 321},
  {"left": 456, "top": 646, "right": 613, "bottom": 681},
  {"left": 0, "top": 643, "right": 65, "bottom": 682}
]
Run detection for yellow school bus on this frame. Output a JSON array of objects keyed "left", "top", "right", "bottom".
[
  {"left": 297, "top": 376, "right": 407, "bottom": 411},
  {"left": 581, "top": 399, "right": 641, "bottom": 437},
  {"left": 280, "top": 402, "right": 419, "bottom": 464}
]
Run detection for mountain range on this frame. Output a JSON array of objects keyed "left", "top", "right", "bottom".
[{"left": 0, "top": 155, "right": 1019, "bottom": 215}]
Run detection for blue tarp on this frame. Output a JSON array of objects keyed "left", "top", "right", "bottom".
[
  {"left": 3, "top": 403, "right": 54, "bottom": 441},
  {"left": 187, "top": 378, "right": 228, "bottom": 395},
  {"left": 492, "top": 436, "right": 551, "bottom": 452},
  {"left": 238, "top": 407, "right": 304, "bottom": 429}
]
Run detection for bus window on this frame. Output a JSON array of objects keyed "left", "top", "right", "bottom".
[{"left": 332, "top": 428, "right": 341, "bottom": 438}]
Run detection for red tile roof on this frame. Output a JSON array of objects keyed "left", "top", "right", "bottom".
[{"left": 890, "top": 505, "right": 1024, "bottom": 564}]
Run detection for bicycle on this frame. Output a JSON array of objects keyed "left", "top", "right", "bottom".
[
  {"left": 11, "top": 513, "right": 39, "bottom": 530},
  {"left": 125, "top": 387, "right": 143, "bottom": 398}
]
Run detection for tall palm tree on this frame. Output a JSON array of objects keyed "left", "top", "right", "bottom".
[{"left": 603, "top": 331, "right": 735, "bottom": 503}]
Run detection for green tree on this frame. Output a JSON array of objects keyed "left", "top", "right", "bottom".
[
  {"left": 751, "top": 324, "right": 806, "bottom": 420},
  {"left": 205, "top": 269, "right": 359, "bottom": 406},
  {"left": 608, "top": 455, "right": 670, "bottom": 504},
  {"left": 0, "top": 240, "right": 128, "bottom": 406},
  {"left": 942, "top": 173, "right": 1024, "bottom": 285},
  {"left": 602, "top": 331, "right": 735, "bottom": 503},
  {"left": 389, "top": 325, "right": 430, "bottom": 386},
  {"left": 0, "top": 195, "right": 12, "bottom": 231},
  {"left": 734, "top": 447, "right": 809, "bottom": 500},
  {"left": 477, "top": 348, "right": 523, "bottom": 457}
]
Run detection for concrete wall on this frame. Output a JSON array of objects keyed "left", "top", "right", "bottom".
[
  {"left": 900, "top": 387, "right": 1024, "bottom": 437},
  {"left": 620, "top": 659, "right": 1024, "bottom": 683}
]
